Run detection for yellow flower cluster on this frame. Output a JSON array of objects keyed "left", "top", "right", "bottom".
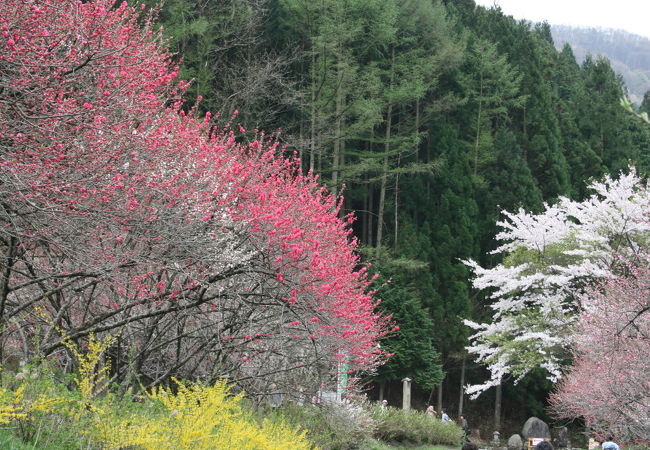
[
  {"left": 95, "top": 379, "right": 313, "bottom": 450},
  {"left": 1, "top": 332, "right": 314, "bottom": 449},
  {"left": 0, "top": 384, "right": 62, "bottom": 424},
  {"left": 62, "top": 333, "right": 116, "bottom": 402}
]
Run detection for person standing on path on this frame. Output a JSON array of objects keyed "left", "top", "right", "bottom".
[
  {"left": 459, "top": 415, "right": 470, "bottom": 440},
  {"left": 441, "top": 409, "right": 451, "bottom": 424}
]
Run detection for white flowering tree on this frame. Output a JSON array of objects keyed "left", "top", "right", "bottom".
[{"left": 463, "top": 170, "right": 650, "bottom": 397}]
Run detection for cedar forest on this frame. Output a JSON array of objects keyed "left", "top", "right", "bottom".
[{"left": 1, "top": 0, "right": 649, "bottom": 445}]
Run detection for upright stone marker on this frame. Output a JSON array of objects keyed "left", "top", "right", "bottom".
[{"left": 402, "top": 378, "right": 411, "bottom": 410}]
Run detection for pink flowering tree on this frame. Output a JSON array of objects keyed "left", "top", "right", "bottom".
[
  {"left": 549, "top": 252, "right": 650, "bottom": 442},
  {"left": 0, "top": 0, "right": 389, "bottom": 397}
]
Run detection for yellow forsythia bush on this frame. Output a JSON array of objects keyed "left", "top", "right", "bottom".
[
  {"left": 1, "top": 333, "right": 312, "bottom": 449},
  {"left": 94, "top": 379, "right": 314, "bottom": 450},
  {"left": 0, "top": 383, "right": 63, "bottom": 425},
  {"left": 62, "top": 333, "right": 116, "bottom": 402}
]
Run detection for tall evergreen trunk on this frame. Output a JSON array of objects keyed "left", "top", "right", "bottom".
[
  {"left": 415, "top": 99, "right": 420, "bottom": 156},
  {"left": 339, "top": 129, "right": 345, "bottom": 216},
  {"left": 393, "top": 153, "right": 400, "bottom": 248},
  {"left": 600, "top": 122, "right": 605, "bottom": 159},
  {"left": 458, "top": 353, "right": 466, "bottom": 416},
  {"left": 473, "top": 70, "right": 483, "bottom": 177},
  {"left": 427, "top": 384, "right": 436, "bottom": 407},
  {"left": 299, "top": 110, "right": 305, "bottom": 169},
  {"left": 522, "top": 104, "right": 528, "bottom": 161},
  {"left": 362, "top": 173, "right": 369, "bottom": 244},
  {"left": 367, "top": 179, "right": 374, "bottom": 247},
  {"left": 366, "top": 133, "right": 374, "bottom": 247},
  {"left": 310, "top": 50, "right": 317, "bottom": 173},
  {"left": 436, "top": 382, "right": 443, "bottom": 413},
  {"left": 332, "top": 57, "right": 343, "bottom": 197},
  {"left": 318, "top": 143, "right": 322, "bottom": 172},
  {"left": 376, "top": 47, "right": 395, "bottom": 253},
  {"left": 376, "top": 118, "right": 391, "bottom": 252},
  {"left": 393, "top": 103, "right": 408, "bottom": 248}
]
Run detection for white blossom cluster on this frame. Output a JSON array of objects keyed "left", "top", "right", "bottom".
[{"left": 463, "top": 169, "right": 650, "bottom": 397}]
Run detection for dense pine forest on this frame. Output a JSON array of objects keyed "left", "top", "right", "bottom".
[{"left": 153, "top": 0, "right": 650, "bottom": 431}]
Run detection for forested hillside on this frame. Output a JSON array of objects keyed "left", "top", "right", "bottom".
[
  {"left": 552, "top": 25, "right": 650, "bottom": 104},
  {"left": 151, "top": 0, "right": 650, "bottom": 430}
]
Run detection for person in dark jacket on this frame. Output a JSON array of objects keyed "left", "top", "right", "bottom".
[{"left": 459, "top": 415, "right": 470, "bottom": 441}]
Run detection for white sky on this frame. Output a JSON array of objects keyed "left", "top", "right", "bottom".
[{"left": 473, "top": 0, "right": 650, "bottom": 39}]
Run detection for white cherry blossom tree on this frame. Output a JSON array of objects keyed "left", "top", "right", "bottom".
[{"left": 463, "top": 170, "right": 650, "bottom": 397}]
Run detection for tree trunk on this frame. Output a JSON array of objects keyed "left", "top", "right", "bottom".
[
  {"left": 393, "top": 153, "right": 400, "bottom": 248},
  {"left": 473, "top": 71, "right": 483, "bottom": 177},
  {"left": 310, "top": 50, "right": 317, "bottom": 173},
  {"left": 366, "top": 133, "right": 374, "bottom": 247},
  {"left": 376, "top": 117, "right": 390, "bottom": 253},
  {"left": 436, "top": 382, "right": 443, "bottom": 413},
  {"left": 299, "top": 111, "right": 304, "bottom": 170},
  {"left": 362, "top": 174, "right": 369, "bottom": 244},
  {"left": 367, "top": 180, "right": 374, "bottom": 247},
  {"left": 332, "top": 55, "right": 344, "bottom": 198},
  {"left": 458, "top": 353, "right": 466, "bottom": 416},
  {"left": 600, "top": 123, "right": 605, "bottom": 159},
  {"left": 339, "top": 99, "right": 346, "bottom": 218},
  {"left": 0, "top": 237, "right": 16, "bottom": 368},
  {"left": 415, "top": 99, "right": 420, "bottom": 154},
  {"left": 376, "top": 47, "right": 395, "bottom": 254},
  {"left": 427, "top": 384, "right": 436, "bottom": 407},
  {"left": 522, "top": 104, "right": 528, "bottom": 161},
  {"left": 494, "top": 380, "right": 502, "bottom": 431},
  {"left": 426, "top": 114, "right": 432, "bottom": 198}
]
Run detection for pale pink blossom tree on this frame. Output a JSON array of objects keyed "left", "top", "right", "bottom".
[{"left": 549, "top": 253, "right": 650, "bottom": 442}]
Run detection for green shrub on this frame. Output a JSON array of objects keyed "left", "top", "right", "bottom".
[
  {"left": 371, "top": 407, "right": 464, "bottom": 446},
  {"left": 0, "top": 364, "right": 89, "bottom": 449},
  {"left": 0, "top": 427, "right": 34, "bottom": 449},
  {"left": 266, "top": 402, "right": 374, "bottom": 449}
]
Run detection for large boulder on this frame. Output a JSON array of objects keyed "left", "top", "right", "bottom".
[
  {"left": 507, "top": 434, "right": 524, "bottom": 450},
  {"left": 521, "top": 417, "right": 551, "bottom": 442}
]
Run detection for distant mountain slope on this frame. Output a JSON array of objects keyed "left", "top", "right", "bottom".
[{"left": 551, "top": 25, "right": 650, "bottom": 104}]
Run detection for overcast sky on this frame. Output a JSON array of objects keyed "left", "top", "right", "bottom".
[{"left": 473, "top": 0, "right": 650, "bottom": 39}]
